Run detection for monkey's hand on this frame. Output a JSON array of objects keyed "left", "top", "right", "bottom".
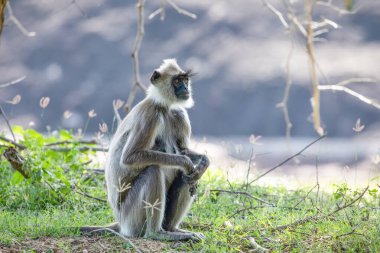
[
  {"left": 182, "top": 155, "right": 209, "bottom": 197},
  {"left": 182, "top": 155, "right": 196, "bottom": 175},
  {"left": 182, "top": 155, "right": 209, "bottom": 184}
]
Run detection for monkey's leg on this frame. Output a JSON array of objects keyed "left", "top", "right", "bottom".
[
  {"left": 118, "top": 167, "right": 194, "bottom": 241},
  {"left": 161, "top": 172, "right": 204, "bottom": 241},
  {"left": 118, "top": 166, "right": 164, "bottom": 237}
]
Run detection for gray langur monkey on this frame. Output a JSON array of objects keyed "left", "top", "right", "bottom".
[{"left": 82, "top": 59, "right": 209, "bottom": 241}]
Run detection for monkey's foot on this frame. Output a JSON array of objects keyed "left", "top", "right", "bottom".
[
  {"left": 175, "top": 228, "right": 205, "bottom": 240},
  {"left": 145, "top": 230, "right": 203, "bottom": 241}
]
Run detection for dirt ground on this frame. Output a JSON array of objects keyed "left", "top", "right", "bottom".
[{"left": 0, "top": 236, "right": 175, "bottom": 253}]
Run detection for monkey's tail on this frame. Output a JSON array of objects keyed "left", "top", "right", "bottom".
[{"left": 78, "top": 222, "right": 120, "bottom": 236}]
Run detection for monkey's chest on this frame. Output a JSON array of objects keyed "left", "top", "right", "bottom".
[
  {"left": 152, "top": 134, "right": 179, "bottom": 154},
  {"left": 152, "top": 119, "right": 183, "bottom": 154}
]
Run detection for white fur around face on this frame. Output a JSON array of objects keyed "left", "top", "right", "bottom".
[
  {"left": 156, "top": 58, "right": 184, "bottom": 76},
  {"left": 146, "top": 86, "right": 194, "bottom": 109}
]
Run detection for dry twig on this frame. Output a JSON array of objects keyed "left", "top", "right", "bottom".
[
  {"left": 316, "top": 0, "right": 356, "bottom": 15},
  {"left": 0, "top": 135, "right": 26, "bottom": 149},
  {"left": 274, "top": 186, "right": 369, "bottom": 231},
  {"left": 248, "top": 135, "right": 326, "bottom": 185},
  {"left": 0, "top": 76, "right": 25, "bottom": 88},
  {"left": 6, "top": 1, "right": 36, "bottom": 37},
  {"left": 44, "top": 140, "right": 98, "bottom": 147},
  {"left": 0, "top": 105, "right": 16, "bottom": 141},
  {"left": 47, "top": 146, "right": 108, "bottom": 152},
  {"left": 262, "top": 0, "right": 288, "bottom": 29},
  {"left": 0, "top": 0, "right": 7, "bottom": 36},
  {"left": 210, "top": 189, "right": 273, "bottom": 206},
  {"left": 306, "top": 0, "right": 323, "bottom": 136},
  {"left": 319, "top": 84, "right": 380, "bottom": 109},
  {"left": 166, "top": 0, "right": 197, "bottom": 19},
  {"left": 73, "top": 182, "right": 107, "bottom": 203},
  {"left": 125, "top": 0, "right": 147, "bottom": 113}
]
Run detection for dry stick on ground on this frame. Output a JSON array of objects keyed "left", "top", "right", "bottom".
[
  {"left": 92, "top": 227, "right": 142, "bottom": 253},
  {"left": 0, "top": 135, "right": 26, "bottom": 149},
  {"left": 44, "top": 140, "right": 98, "bottom": 147},
  {"left": 125, "top": 0, "right": 147, "bottom": 114},
  {"left": 2, "top": 147, "right": 29, "bottom": 178},
  {"left": 73, "top": 182, "right": 107, "bottom": 203},
  {"left": 47, "top": 146, "right": 108, "bottom": 152},
  {"left": 0, "top": 105, "right": 16, "bottom": 142},
  {"left": 210, "top": 189, "right": 273, "bottom": 206},
  {"left": 274, "top": 186, "right": 369, "bottom": 231},
  {"left": 248, "top": 135, "right": 326, "bottom": 186},
  {"left": 293, "top": 184, "right": 318, "bottom": 208},
  {"left": 0, "top": 75, "right": 26, "bottom": 88}
]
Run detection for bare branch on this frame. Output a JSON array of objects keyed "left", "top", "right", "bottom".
[
  {"left": 262, "top": 0, "right": 289, "bottom": 29},
  {"left": 0, "top": 135, "right": 26, "bottom": 149},
  {"left": 277, "top": 5, "right": 295, "bottom": 139},
  {"left": 306, "top": 0, "right": 323, "bottom": 136},
  {"left": 0, "top": 104, "right": 16, "bottom": 142},
  {"left": 6, "top": 1, "right": 36, "bottom": 37},
  {"left": 125, "top": 0, "right": 147, "bottom": 113},
  {"left": 274, "top": 186, "right": 369, "bottom": 231},
  {"left": 316, "top": 0, "right": 356, "bottom": 15},
  {"left": 73, "top": 182, "right": 107, "bottom": 203},
  {"left": 0, "top": 76, "right": 26, "bottom": 89},
  {"left": 210, "top": 189, "right": 273, "bottom": 206},
  {"left": 148, "top": 0, "right": 166, "bottom": 20},
  {"left": 44, "top": 140, "right": 98, "bottom": 147},
  {"left": 166, "top": 0, "right": 197, "bottom": 19},
  {"left": 333, "top": 77, "right": 378, "bottom": 86},
  {"left": 288, "top": 13, "right": 307, "bottom": 37},
  {"left": 0, "top": 0, "right": 7, "bottom": 37},
  {"left": 248, "top": 135, "right": 326, "bottom": 185},
  {"left": 318, "top": 84, "right": 380, "bottom": 109},
  {"left": 47, "top": 146, "right": 108, "bottom": 152}
]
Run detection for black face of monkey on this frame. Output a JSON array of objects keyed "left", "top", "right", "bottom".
[{"left": 172, "top": 74, "right": 190, "bottom": 100}]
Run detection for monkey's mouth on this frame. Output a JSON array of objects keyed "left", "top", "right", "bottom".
[{"left": 177, "top": 93, "right": 190, "bottom": 100}]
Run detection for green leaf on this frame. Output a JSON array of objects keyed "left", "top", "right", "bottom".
[
  {"left": 12, "top": 125, "right": 25, "bottom": 138},
  {"left": 59, "top": 129, "right": 73, "bottom": 140},
  {"left": 11, "top": 171, "right": 25, "bottom": 185}
]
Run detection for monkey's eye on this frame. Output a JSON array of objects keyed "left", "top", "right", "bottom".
[
  {"left": 183, "top": 77, "right": 189, "bottom": 84},
  {"left": 174, "top": 78, "right": 180, "bottom": 86}
]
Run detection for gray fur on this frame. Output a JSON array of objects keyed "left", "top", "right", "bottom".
[{"left": 104, "top": 59, "right": 209, "bottom": 240}]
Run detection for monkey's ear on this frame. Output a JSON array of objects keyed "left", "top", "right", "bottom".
[{"left": 150, "top": 70, "right": 161, "bottom": 84}]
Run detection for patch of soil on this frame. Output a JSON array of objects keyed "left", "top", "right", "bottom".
[{"left": 0, "top": 236, "right": 170, "bottom": 253}]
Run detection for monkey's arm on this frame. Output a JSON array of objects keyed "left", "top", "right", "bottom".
[
  {"left": 123, "top": 149, "right": 194, "bottom": 173},
  {"left": 120, "top": 116, "right": 195, "bottom": 173}
]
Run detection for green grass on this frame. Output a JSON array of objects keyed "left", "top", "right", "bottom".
[{"left": 1, "top": 168, "right": 379, "bottom": 252}]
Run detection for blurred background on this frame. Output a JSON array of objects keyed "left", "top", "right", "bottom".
[{"left": 0, "top": 0, "right": 379, "bottom": 187}]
